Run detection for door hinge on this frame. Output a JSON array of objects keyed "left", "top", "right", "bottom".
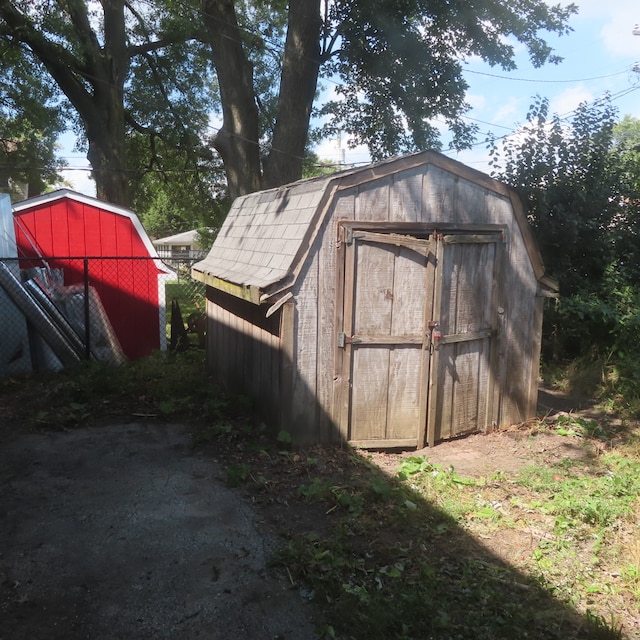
[{"left": 337, "top": 332, "right": 353, "bottom": 348}]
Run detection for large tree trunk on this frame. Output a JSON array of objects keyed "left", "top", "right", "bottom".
[
  {"left": 202, "top": 0, "right": 322, "bottom": 198},
  {"left": 85, "top": 105, "right": 129, "bottom": 206},
  {"left": 262, "top": 0, "right": 322, "bottom": 189},
  {"left": 89, "top": 0, "right": 130, "bottom": 206},
  {"left": 0, "top": 0, "right": 132, "bottom": 207},
  {"left": 201, "top": 0, "right": 262, "bottom": 200}
]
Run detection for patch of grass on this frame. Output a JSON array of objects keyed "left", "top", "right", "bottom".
[
  {"left": 516, "top": 455, "right": 640, "bottom": 537},
  {"left": 2, "top": 350, "right": 239, "bottom": 430},
  {"left": 3, "top": 354, "right": 637, "bottom": 639},
  {"left": 268, "top": 430, "right": 639, "bottom": 639}
]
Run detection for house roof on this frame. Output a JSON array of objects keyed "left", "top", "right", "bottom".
[
  {"left": 12, "top": 189, "right": 171, "bottom": 271},
  {"left": 192, "top": 151, "right": 548, "bottom": 304},
  {"left": 153, "top": 230, "right": 203, "bottom": 246}
]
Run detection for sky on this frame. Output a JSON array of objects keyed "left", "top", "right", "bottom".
[
  {"left": 316, "top": 0, "right": 640, "bottom": 173},
  {"left": 60, "top": 0, "right": 640, "bottom": 195}
]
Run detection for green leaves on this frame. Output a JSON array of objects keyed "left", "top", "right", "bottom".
[{"left": 319, "top": 0, "right": 577, "bottom": 159}]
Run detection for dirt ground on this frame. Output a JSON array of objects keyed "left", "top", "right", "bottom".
[
  {"left": 365, "top": 386, "right": 610, "bottom": 479},
  {"left": 0, "top": 384, "right": 611, "bottom": 639},
  {"left": 0, "top": 423, "right": 320, "bottom": 640}
]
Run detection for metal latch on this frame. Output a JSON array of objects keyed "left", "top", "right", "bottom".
[
  {"left": 337, "top": 332, "right": 354, "bottom": 348},
  {"left": 428, "top": 321, "right": 442, "bottom": 350}
]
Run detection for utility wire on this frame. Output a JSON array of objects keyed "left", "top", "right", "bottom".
[
  {"left": 462, "top": 68, "right": 630, "bottom": 83},
  {"left": 5, "top": 0, "right": 640, "bottom": 172}
]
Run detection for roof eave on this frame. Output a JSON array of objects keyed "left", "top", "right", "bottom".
[{"left": 191, "top": 267, "right": 263, "bottom": 305}]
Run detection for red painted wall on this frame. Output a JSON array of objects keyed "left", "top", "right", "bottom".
[{"left": 13, "top": 194, "right": 168, "bottom": 360}]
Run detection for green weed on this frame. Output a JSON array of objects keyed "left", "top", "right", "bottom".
[{"left": 226, "top": 463, "right": 251, "bottom": 488}]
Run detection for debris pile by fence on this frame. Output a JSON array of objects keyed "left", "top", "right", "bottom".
[{"left": 0, "top": 256, "right": 205, "bottom": 377}]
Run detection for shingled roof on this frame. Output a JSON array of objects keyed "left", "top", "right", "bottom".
[
  {"left": 191, "top": 170, "right": 342, "bottom": 303},
  {"left": 191, "top": 151, "right": 552, "bottom": 305}
]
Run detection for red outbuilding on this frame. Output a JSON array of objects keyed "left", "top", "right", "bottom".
[{"left": 12, "top": 189, "right": 173, "bottom": 360}]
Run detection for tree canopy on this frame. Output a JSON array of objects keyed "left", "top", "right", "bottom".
[
  {"left": 0, "top": 38, "right": 66, "bottom": 198},
  {"left": 0, "top": 0, "right": 578, "bottom": 214},
  {"left": 489, "top": 99, "right": 640, "bottom": 368}
]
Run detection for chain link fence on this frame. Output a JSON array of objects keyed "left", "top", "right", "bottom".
[{"left": 0, "top": 255, "right": 206, "bottom": 377}]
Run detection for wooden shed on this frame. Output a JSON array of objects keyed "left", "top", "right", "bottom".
[
  {"left": 12, "top": 189, "right": 173, "bottom": 360},
  {"left": 192, "top": 151, "right": 556, "bottom": 448}
]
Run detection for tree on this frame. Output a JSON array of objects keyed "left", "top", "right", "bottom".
[
  {"left": 0, "top": 39, "right": 66, "bottom": 198},
  {"left": 129, "top": 132, "right": 229, "bottom": 238},
  {"left": 204, "top": 0, "right": 578, "bottom": 198},
  {"left": 0, "top": 0, "right": 578, "bottom": 206},
  {"left": 489, "top": 98, "right": 640, "bottom": 363},
  {"left": 0, "top": 0, "right": 214, "bottom": 207},
  {"left": 489, "top": 96, "right": 622, "bottom": 296}
]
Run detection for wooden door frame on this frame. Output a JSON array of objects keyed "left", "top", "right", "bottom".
[{"left": 334, "top": 221, "right": 507, "bottom": 448}]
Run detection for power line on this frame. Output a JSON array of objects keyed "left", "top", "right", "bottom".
[{"left": 463, "top": 67, "right": 631, "bottom": 84}]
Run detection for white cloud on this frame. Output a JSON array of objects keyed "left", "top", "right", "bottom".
[
  {"left": 571, "top": 0, "right": 640, "bottom": 57},
  {"left": 57, "top": 169, "right": 96, "bottom": 197},
  {"left": 550, "top": 85, "right": 595, "bottom": 117},
  {"left": 492, "top": 97, "right": 524, "bottom": 127},
  {"left": 600, "top": 13, "right": 640, "bottom": 58},
  {"left": 466, "top": 92, "right": 486, "bottom": 111}
]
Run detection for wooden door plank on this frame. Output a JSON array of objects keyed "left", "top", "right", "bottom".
[
  {"left": 386, "top": 243, "right": 429, "bottom": 440},
  {"left": 426, "top": 238, "right": 444, "bottom": 447},
  {"left": 338, "top": 237, "right": 356, "bottom": 440},
  {"left": 333, "top": 224, "right": 348, "bottom": 440},
  {"left": 349, "top": 241, "right": 394, "bottom": 441},
  {"left": 428, "top": 239, "right": 499, "bottom": 443},
  {"left": 387, "top": 346, "right": 423, "bottom": 439},
  {"left": 350, "top": 346, "right": 391, "bottom": 439}
]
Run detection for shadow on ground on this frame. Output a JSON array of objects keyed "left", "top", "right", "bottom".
[{"left": 0, "top": 422, "right": 319, "bottom": 640}]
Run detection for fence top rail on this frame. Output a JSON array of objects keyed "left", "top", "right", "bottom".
[{"left": 0, "top": 256, "right": 192, "bottom": 261}]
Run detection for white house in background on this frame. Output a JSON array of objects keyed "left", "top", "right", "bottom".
[{"left": 152, "top": 229, "right": 210, "bottom": 261}]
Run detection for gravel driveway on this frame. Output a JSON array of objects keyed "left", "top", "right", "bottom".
[{"left": 0, "top": 422, "right": 318, "bottom": 639}]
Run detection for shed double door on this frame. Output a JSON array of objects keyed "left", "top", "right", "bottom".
[{"left": 337, "top": 228, "right": 501, "bottom": 448}]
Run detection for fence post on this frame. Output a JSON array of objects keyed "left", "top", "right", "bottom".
[{"left": 83, "top": 258, "right": 91, "bottom": 360}]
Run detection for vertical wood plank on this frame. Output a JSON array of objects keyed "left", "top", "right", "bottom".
[
  {"left": 332, "top": 223, "right": 347, "bottom": 442},
  {"left": 291, "top": 253, "right": 319, "bottom": 443},
  {"left": 337, "top": 230, "right": 355, "bottom": 441},
  {"left": 390, "top": 169, "right": 423, "bottom": 223},
  {"left": 355, "top": 178, "right": 391, "bottom": 221},
  {"left": 279, "top": 302, "right": 295, "bottom": 434},
  {"left": 418, "top": 238, "right": 437, "bottom": 448},
  {"left": 316, "top": 212, "right": 337, "bottom": 442},
  {"left": 427, "top": 237, "right": 444, "bottom": 447},
  {"left": 386, "top": 245, "right": 428, "bottom": 439},
  {"left": 423, "top": 166, "right": 456, "bottom": 220},
  {"left": 349, "top": 241, "right": 394, "bottom": 440}
]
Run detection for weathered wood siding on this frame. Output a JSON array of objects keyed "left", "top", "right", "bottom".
[
  {"left": 200, "top": 152, "right": 546, "bottom": 446},
  {"left": 205, "top": 287, "right": 282, "bottom": 427},
  {"left": 287, "top": 159, "right": 541, "bottom": 444}
]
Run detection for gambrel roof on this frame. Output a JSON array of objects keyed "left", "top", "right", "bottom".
[{"left": 192, "top": 151, "right": 552, "bottom": 304}]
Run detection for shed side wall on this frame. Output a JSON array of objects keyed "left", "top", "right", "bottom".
[{"left": 205, "top": 287, "right": 282, "bottom": 427}]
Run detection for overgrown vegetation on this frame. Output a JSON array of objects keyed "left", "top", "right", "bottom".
[
  {"left": 268, "top": 423, "right": 639, "bottom": 639},
  {"left": 1, "top": 353, "right": 638, "bottom": 638},
  {"left": 490, "top": 102, "right": 640, "bottom": 419}
]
